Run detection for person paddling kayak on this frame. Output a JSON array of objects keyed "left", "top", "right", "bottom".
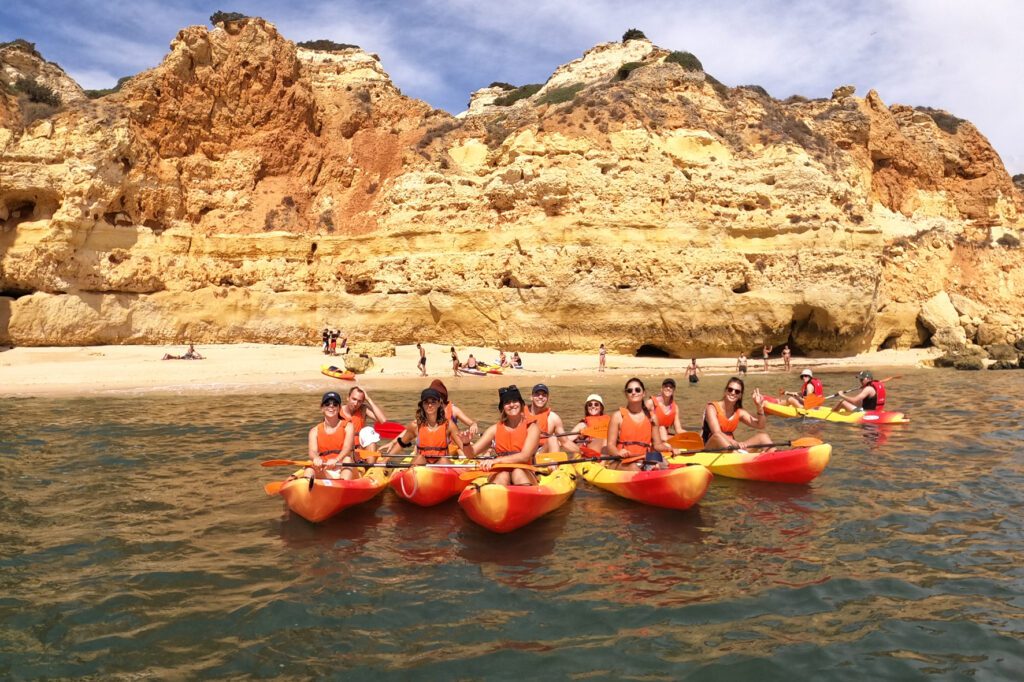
[
  {"left": 527, "top": 384, "right": 579, "bottom": 454},
  {"left": 701, "top": 377, "right": 772, "bottom": 450},
  {"left": 385, "top": 388, "right": 468, "bottom": 465},
  {"left": 836, "top": 370, "right": 887, "bottom": 412},
  {"left": 605, "top": 378, "right": 671, "bottom": 470},
  {"left": 646, "top": 378, "right": 684, "bottom": 443},
  {"left": 468, "top": 385, "right": 541, "bottom": 485},
  {"left": 783, "top": 369, "right": 824, "bottom": 408},
  {"left": 301, "top": 391, "right": 357, "bottom": 485}
]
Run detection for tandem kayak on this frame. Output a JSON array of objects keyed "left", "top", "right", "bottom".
[
  {"left": 389, "top": 464, "right": 474, "bottom": 506},
  {"left": 321, "top": 364, "right": 356, "bottom": 381},
  {"left": 667, "top": 443, "right": 832, "bottom": 484},
  {"left": 763, "top": 401, "right": 909, "bottom": 424},
  {"left": 276, "top": 467, "right": 389, "bottom": 522},
  {"left": 574, "top": 460, "right": 711, "bottom": 510},
  {"left": 458, "top": 467, "right": 576, "bottom": 533}
]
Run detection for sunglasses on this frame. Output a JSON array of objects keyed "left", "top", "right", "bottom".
[
  {"left": 322, "top": 400, "right": 340, "bottom": 407},
  {"left": 422, "top": 398, "right": 439, "bottom": 404},
  {"left": 586, "top": 401, "right": 602, "bottom": 407},
  {"left": 725, "top": 387, "right": 743, "bottom": 395},
  {"left": 625, "top": 387, "right": 644, "bottom": 394}
]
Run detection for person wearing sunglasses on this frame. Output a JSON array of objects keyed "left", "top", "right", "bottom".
[
  {"left": 298, "top": 391, "right": 357, "bottom": 487},
  {"left": 385, "top": 387, "right": 468, "bottom": 465},
  {"left": 646, "top": 378, "right": 684, "bottom": 444},
  {"left": 527, "top": 384, "right": 579, "bottom": 454},
  {"left": 570, "top": 394, "right": 609, "bottom": 452},
  {"left": 701, "top": 378, "right": 772, "bottom": 450},
  {"left": 468, "top": 385, "right": 541, "bottom": 485},
  {"left": 605, "top": 378, "right": 672, "bottom": 469}
]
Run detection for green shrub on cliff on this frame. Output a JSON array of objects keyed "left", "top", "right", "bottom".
[
  {"left": 538, "top": 83, "right": 585, "bottom": 105},
  {"left": 210, "top": 11, "right": 249, "bottom": 26},
  {"left": 493, "top": 83, "right": 542, "bottom": 107},
  {"left": 297, "top": 39, "right": 360, "bottom": 51},
  {"left": 665, "top": 51, "right": 703, "bottom": 72},
  {"left": 84, "top": 76, "right": 131, "bottom": 99},
  {"left": 616, "top": 61, "right": 646, "bottom": 80},
  {"left": 13, "top": 77, "right": 60, "bottom": 106},
  {"left": 488, "top": 82, "right": 516, "bottom": 91},
  {"left": 622, "top": 28, "right": 647, "bottom": 42}
]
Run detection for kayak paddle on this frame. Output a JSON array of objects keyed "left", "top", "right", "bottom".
[{"left": 672, "top": 436, "right": 823, "bottom": 456}]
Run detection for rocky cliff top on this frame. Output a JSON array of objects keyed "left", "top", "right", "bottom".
[{"left": 1, "top": 17, "right": 1022, "bottom": 358}]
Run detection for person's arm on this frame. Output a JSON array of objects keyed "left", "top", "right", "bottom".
[
  {"left": 308, "top": 426, "right": 322, "bottom": 466},
  {"left": 469, "top": 424, "right": 499, "bottom": 456},
  {"left": 452, "top": 405, "right": 479, "bottom": 436},
  {"left": 739, "top": 389, "right": 767, "bottom": 429},
  {"left": 385, "top": 424, "right": 417, "bottom": 455},
  {"left": 360, "top": 389, "right": 387, "bottom": 423},
  {"left": 672, "top": 409, "right": 684, "bottom": 435},
  {"left": 837, "top": 387, "right": 870, "bottom": 406},
  {"left": 704, "top": 403, "right": 738, "bottom": 448},
  {"left": 550, "top": 413, "right": 579, "bottom": 454},
  {"left": 447, "top": 421, "right": 471, "bottom": 458},
  {"left": 604, "top": 411, "right": 625, "bottom": 457}
]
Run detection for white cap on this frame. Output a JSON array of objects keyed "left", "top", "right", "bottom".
[
  {"left": 800, "top": 369, "right": 813, "bottom": 377},
  {"left": 585, "top": 394, "right": 604, "bottom": 405},
  {"left": 359, "top": 426, "right": 381, "bottom": 448}
]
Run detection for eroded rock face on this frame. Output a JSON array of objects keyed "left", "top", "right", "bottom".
[{"left": 1, "top": 19, "right": 1022, "bottom": 354}]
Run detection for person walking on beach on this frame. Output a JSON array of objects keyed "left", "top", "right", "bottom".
[
  {"left": 737, "top": 352, "right": 748, "bottom": 376},
  {"left": 762, "top": 344, "right": 773, "bottom": 372},
  {"left": 599, "top": 343, "right": 607, "bottom": 372},
  {"left": 685, "top": 358, "right": 702, "bottom": 385},
  {"left": 781, "top": 345, "right": 792, "bottom": 372},
  {"left": 417, "top": 343, "right": 427, "bottom": 376},
  {"left": 450, "top": 346, "right": 462, "bottom": 377},
  {"left": 321, "top": 328, "right": 329, "bottom": 354},
  {"left": 329, "top": 330, "right": 338, "bottom": 356}
]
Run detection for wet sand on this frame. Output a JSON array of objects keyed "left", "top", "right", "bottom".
[{"left": 0, "top": 342, "right": 940, "bottom": 398}]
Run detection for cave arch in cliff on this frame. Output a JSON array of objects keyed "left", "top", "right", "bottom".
[
  {"left": 2, "top": 189, "right": 61, "bottom": 230},
  {"left": 635, "top": 344, "right": 675, "bottom": 358}
]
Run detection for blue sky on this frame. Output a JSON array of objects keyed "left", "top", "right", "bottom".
[{"left": 3, "top": 0, "right": 1022, "bottom": 173}]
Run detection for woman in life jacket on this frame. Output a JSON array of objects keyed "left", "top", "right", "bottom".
[
  {"left": 385, "top": 387, "right": 469, "bottom": 466},
  {"left": 836, "top": 370, "right": 886, "bottom": 412},
  {"left": 701, "top": 377, "right": 772, "bottom": 450},
  {"left": 468, "top": 385, "right": 541, "bottom": 486},
  {"left": 605, "top": 378, "right": 672, "bottom": 470},
  {"left": 646, "top": 377, "right": 684, "bottom": 444},
  {"left": 301, "top": 391, "right": 356, "bottom": 486},
  {"left": 570, "top": 393, "right": 610, "bottom": 453},
  {"left": 783, "top": 369, "right": 824, "bottom": 407}
]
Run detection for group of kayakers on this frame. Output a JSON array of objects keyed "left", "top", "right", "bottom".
[{"left": 298, "top": 369, "right": 888, "bottom": 489}]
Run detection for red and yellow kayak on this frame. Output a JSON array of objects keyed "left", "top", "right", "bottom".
[
  {"left": 667, "top": 443, "right": 831, "bottom": 484},
  {"left": 574, "top": 461, "right": 711, "bottom": 510},
  {"left": 458, "top": 467, "right": 576, "bottom": 533},
  {"left": 763, "top": 401, "right": 908, "bottom": 424},
  {"left": 277, "top": 467, "right": 388, "bottom": 522},
  {"left": 389, "top": 464, "right": 474, "bottom": 506},
  {"left": 321, "top": 364, "right": 356, "bottom": 381}
]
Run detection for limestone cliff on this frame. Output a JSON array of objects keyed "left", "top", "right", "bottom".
[{"left": 1, "top": 18, "right": 1022, "bottom": 356}]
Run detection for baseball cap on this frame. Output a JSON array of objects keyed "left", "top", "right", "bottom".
[
  {"left": 321, "top": 391, "right": 342, "bottom": 405},
  {"left": 585, "top": 394, "right": 604, "bottom": 405},
  {"left": 800, "top": 369, "right": 812, "bottom": 377},
  {"left": 420, "top": 388, "right": 443, "bottom": 402},
  {"left": 662, "top": 378, "right": 676, "bottom": 388},
  {"left": 857, "top": 370, "right": 873, "bottom": 380},
  {"left": 358, "top": 426, "right": 381, "bottom": 448},
  {"left": 532, "top": 384, "right": 549, "bottom": 395}
]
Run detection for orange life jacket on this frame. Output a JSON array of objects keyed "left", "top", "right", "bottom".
[
  {"left": 530, "top": 407, "right": 552, "bottom": 437},
  {"left": 342, "top": 406, "right": 366, "bottom": 436},
  {"left": 316, "top": 421, "right": 348, "bottom": 456},
  {"left": 416, "top": 422, "right": 449, "bottom": 459},
  {"left": 654, "top": 397, "right": 678, "bottom": 428},
  {"left": 703, "top": 401, "right": 740, "bottom": 439},
  {"left": 616, "top": 407, "right": 653, "bottom": 456},
  {"left": 494, "top": 416, "right": 535, "bottom": 455}
]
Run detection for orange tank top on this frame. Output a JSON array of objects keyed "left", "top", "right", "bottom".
[
  {"left": 494, "top": 416, "right": 534, "bottom": 455},
  {"left": 416, "top": 422, "right": 449, "bottom": 458},
  {"left": 316, "top": 421, "right": 348, "bottom": 456},
  {"left": 654, "top": 397, "right": 678, "bottom": 428},
  {"left": 531, "top": 408, "right": 552, "bottom": 437},
  {"left": 616, "top": 407, "right": 653, "bottom": 456},
  {"left": 709, "top": 401, "right": 740, "bottom": 435}
]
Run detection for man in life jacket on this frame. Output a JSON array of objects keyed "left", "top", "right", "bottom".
[
  {"left": 527, "top": 384, "right": 579, "bottom": 454},
  {"left": 837, "top": 370, "right": 887, "bottom": 412},
  {"left": 783, "top": 369, "right": 824, "bottom": 407}
]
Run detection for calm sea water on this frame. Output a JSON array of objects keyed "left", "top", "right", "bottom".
[{"left": 1, "top": 369, "right": 1022, "bottom": 679}]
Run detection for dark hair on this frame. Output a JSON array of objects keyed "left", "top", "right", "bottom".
[
  {"left": 415, "top": 401, "right": 445, "bottom": 426},
  {"left": 624, "top": 377, "right": 652, "bottom": 419},
  {"left": 724, "top": 376, "right": 745, "bottom": 410},
  {"left": 580, "top": 399, "right": 605, "bottom": 423},
  {"left": 497, "top": 385, "right": 525, "bottom": 423}
]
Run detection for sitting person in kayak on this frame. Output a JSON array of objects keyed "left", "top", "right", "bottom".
[
  {"left": 646, "top": 378, "right": 684, "bottom": 443},
  {"left": 430, "top": 379, "right": 479, "bottom": 448},
  {"left": 570, "top": 394, "right": 610, "bottom": 453},
  {"left": 605, "top": 378, "right": 672, "bottom": 470},
  {"left": 783, "top": 369, "right": 824, "bottom": 408},
  {"left": 836, "top": 370, "right": 886, "bottom": 412},
  {"left": 701, "top": 377, "right": 772, "bottom": 450},
  {"left": 340, "top": 386, "right": 388, "bottom": 451},
  {"left": 527, "top": 384, "right": 580, "bottom": 454},
  {"left": 301, "top": 391, "right": 356, "bottom": 485},
  {"left": 463, "top": 354, "right": 479, "bottom": 369},
  {"left": 385, "top": 387, "right": 468, "bottom": 465},
  {"left": 468, "top": 385, "right": 541, "bottom": 486}
]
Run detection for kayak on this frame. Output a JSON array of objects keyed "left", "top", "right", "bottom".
[
  {"left": 667, "top": 443, "right": 832, "bottom": 484},
  {"left": 574, "top": 460, "right": 711, "bottom": 510},
  {"left": 321, "top": 364, "right": 356, "bottom": 381},
  {"left": 476, "top": 362, "right": 504, "bottom": 375},
  {"left": 277, "top": 467, "right": 389, "bottom": 522},
  {"left": 389, "top": 463, "right": 474, "bottom": 506},
  {"left": 763, "top": 401, "right": 909, "bottom": 424},
  {"left": 458, "top": 466, "right": 576, "bottom": 533}
]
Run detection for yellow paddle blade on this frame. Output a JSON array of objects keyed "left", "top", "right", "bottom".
[
  {"left": 667, "top": 432, "right": 704, "bottom": 449},
  {"left": 534, "top": 451, "right": 571, "bottom": 465},
  {"left": 458, "top": 462, "right": 543, "bottom": 480}
]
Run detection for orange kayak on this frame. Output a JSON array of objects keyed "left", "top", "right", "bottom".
[
  {"left": 277, "top": 467, "right": 388, "bottom": 522},
  {"left": 667, "top": 444, "right": 832, "bottom": 484},
  {"left": 389, "top": 465, "right": 473, "bottom": 506},
  {"left": 458, "top": 467, "right": 576, "bottom": 533},
  {"left": 574, "top": 461, "right": 711, "bottom": 510}
]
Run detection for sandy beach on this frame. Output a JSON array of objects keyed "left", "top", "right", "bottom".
[{"left": 0, "top": 342, "right": 940, "bottom": 398}]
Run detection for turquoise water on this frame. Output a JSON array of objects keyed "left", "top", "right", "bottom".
[{"left": 1, "top": 369, "right": 1022, "bottom": 679}]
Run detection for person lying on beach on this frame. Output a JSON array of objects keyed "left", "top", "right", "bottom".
[{"left": 162, "top": 344, "right": 203, "bottom": 360}]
